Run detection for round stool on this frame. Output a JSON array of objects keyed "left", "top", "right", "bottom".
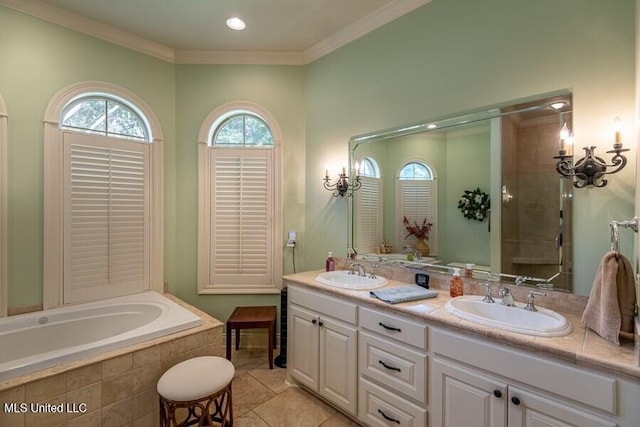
[{"left": 157, "top": 356, "right": 234, "bottom": 427}]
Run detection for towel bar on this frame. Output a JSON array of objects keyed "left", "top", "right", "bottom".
[{"left": 609, "top": 216, "right": 638, "bottom": 255}]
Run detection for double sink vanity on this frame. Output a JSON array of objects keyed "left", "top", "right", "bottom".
[{"left": 284, "top": 260, "right": 640, "bottom": 427}]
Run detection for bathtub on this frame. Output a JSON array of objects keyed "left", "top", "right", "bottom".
[{"left": 0, "top": 291, "right": 202, "bottom": 381}]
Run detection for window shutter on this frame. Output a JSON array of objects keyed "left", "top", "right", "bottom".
[
  {"left": 396, "top": 179, "right": 437, "bottom": 253},
  {"left": 210, "top": 149, "right": 273, "bottom": 289},
  {"left": 355, "top": 176, "right": 383, "bottom": 254},
  {"left": 63, "top": 132, "right": 149, "bottom": 303}
]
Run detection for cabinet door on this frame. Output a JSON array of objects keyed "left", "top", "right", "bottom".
[
  {"left": 319, "top": 316, "right": 358, "bottom": 415},
  {"left": 289, "top": 305, "right": 319, "bottom": 390},
  {"left": 508, "top": 387, "right": 615, "bottom": 427},
  {"left": 432, "top": 359, "right": 507, "bottom": 427}
]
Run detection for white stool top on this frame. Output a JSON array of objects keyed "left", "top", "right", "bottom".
[{"left": 157, "top": 356, "right": 235, "bottom": 402}]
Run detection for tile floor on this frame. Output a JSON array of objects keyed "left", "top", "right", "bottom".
[{"left": 228, "top": 347, "right": 361, "bottom": 427}]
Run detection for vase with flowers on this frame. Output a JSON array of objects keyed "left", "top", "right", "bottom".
[{"left": 402, "top": 216, "right": 433, "bottom": 256}]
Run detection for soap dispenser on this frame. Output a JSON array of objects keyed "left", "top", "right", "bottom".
[
  {"left": 325, "top": 252, "right": 335, "bottom": 271},
  {"left": 450, "top": 268, "right": 464, "bottom": 297}
]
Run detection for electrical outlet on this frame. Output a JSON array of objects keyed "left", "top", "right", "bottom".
[{"left": 287, "top": 230, "right": 297, "bottom": 247}]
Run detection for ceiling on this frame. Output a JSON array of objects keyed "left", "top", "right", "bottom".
[{"left": 1, "top": 0, "right": 432, "bottom": 64}]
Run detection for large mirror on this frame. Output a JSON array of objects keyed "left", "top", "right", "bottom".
[{"left": 348, "top": 91, "right": 575, "bottom": 291}]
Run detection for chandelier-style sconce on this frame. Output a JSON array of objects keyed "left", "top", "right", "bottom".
[
  {"left": 554, "top": 118, "right": 629, "bottom": 188},
  {"left": 323, "top": 166, "right": 361, "bottom": 197}
]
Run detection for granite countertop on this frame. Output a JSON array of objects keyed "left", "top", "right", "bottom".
[{"left": 283, "top": 269, "right": 640, "bottom": 381}]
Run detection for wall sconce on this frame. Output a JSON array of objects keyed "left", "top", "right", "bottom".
[
  {"left": 554, "top": 118, "right": 629, "bottom": 188},
  {"left": 323, "top": 166, "right": 361, "bottom": 197}
]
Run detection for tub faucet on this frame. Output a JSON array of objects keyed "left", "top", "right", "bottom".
[
  {"left": 499, "top": 287, "right": 515, "bottom": 307},
  {"left": 348, "top": 263, "right": 366, "bottom": 277}
]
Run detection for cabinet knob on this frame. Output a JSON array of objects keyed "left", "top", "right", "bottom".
[
  {"left": 311, "top": 319, "right": 317, "bottom": 324},
  {"left": 511, "top": 396, "right": 521, "bottom": 406},
  {"left": 318, "top": 321, "right": 324, "bottom": 327},
  {"left": 493, "top": 389, "right": 502, "bottom": 398}
]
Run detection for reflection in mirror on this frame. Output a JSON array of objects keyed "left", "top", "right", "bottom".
[{"left": 348, "top": 91, "right": 573, "bottom": 292}]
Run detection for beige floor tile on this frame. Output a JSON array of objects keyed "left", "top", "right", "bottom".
[
  {"left": 234, "top": 410, "right": 271, "bottom": 427},
  {"left": 320, "top": 412, "right": 362, "bottom": 426},
  {"left": 232, "top": 372, "right": 277, "bottom": 417},
  {"left": 230, "top": 348, "right": 270, "bottom": 374},
  {"left": 253, "top": 387, "right": 336, "bottom": 427},
  {"left": 248, "top": 366, "right": 291, "bottom": 394}
]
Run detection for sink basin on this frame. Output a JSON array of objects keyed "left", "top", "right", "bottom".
[
  {"left": 315, "top": 270, "right": 388, "bottom": 290},
  {"left": 444, "top": 295, "right": 572, "bottom": 337}
]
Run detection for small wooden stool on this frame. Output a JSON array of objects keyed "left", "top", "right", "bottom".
[
  {"left": 226, "top": 305, "right": 277, "bottom": 369},
  {"left": 157, "top": 356, "right": 234, "bottom": 426}
]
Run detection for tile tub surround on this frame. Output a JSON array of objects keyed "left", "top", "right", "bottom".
[
  {"left": 286, "top": 265, "right": 640, "bottom": 381},
  {"left": 0, "top": 294, "right": 223, "bottom": 427}
]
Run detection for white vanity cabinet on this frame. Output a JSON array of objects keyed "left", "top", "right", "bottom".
[
  {"left": 431, "top": 329, "right": 618, "bottom": 427},
  {"left": 288, "top": 285, "right": 358, "bottom": 415},
  {"left": 358, "top": 306, "right": 428, "bottom": 426}
]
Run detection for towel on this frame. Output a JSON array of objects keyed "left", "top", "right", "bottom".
[
  {"left": 370, "top": 285, "right": 438, "bottom": 304},
  {"left": 581, "top": 251, "right": 636, "bottom": 345}
]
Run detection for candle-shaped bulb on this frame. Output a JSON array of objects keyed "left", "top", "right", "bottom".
[
  {"left": 342, "top": 166, "right": 346, "bottom": 176},
  {"left": 613, "top": 117, "right": 622, "bottom": 146},
  {"left": 355, "top": 161, "right": 360, "bottom": 176},
  {"left": 559, "top": 122, "right": 570, "bottom": 155}
]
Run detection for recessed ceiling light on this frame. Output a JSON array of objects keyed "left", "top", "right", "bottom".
[
  {"left": 427, "top": 124, "right": 437, "bottom": 129},
  {"left": 226, "top": 17, "right": 246, "bottom": 31},
  {"left": 549, "top": 101, "right": 567, "bottom": 110}
]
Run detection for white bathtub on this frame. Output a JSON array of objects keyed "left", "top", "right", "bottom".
[{"left": 0, "top": 291, "right": 202, "bottom": 381}]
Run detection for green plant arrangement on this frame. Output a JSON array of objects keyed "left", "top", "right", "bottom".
[{"left": 457, "top": 188, "right": 490, "bottom": 221}]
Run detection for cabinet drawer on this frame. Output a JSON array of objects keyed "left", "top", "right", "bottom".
[
  {"left": 288, "top": 285, "right": 357, "bottom": 324},
  {"left": 359, "top": 377, "right": 427, "bottom": 427},
  {"left": 360, "top": 306, "right": 427, "bottom": 349},
  {"left": 359, "top": 332, "right": 427, "bottom": 403}
]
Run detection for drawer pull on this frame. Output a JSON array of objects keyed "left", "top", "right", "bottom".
[
  {"left": 378, "top": 322, "right": 402, "bottom": 332},
  {"left": 378, "top": 360, "right": 401, "bottom": 372},
  {"left": 378, "top": 409, "right": 401, "bottom": 424}
]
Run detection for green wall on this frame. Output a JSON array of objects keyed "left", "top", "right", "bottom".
[
  {"left": 0, "top": 6, "right": 175, "bottom": 308},
  {"left": 305, "top": 0, "right": 636, "bottom": 295},
  {"left": 0, "top": 0, "right": 636, "bottom": 322}
]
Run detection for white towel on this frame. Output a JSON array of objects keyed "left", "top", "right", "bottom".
[{"left": 581, "top": 251, "right": 636, "bottom": 345}]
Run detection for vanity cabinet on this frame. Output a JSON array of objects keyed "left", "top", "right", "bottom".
[
  {"left": 358, "top": 306, "right": 428, "bottom": 426},
  {"left": 431, "top": 329, "right": 617, "bottom": 427},
  {"left": 288, "top": 286, "right": 358, "bottom": 415}
]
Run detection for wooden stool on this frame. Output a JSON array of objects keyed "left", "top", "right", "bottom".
[
  {"left": 157, "top": 356, "right": 234, "bottom": 426},
  {"left": 226, "top": 305, "right": 277, "bottom": 369}
]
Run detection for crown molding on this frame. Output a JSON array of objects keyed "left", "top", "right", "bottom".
[
  {"left": 303, "top": 0, "right": 432, "bottom": 63},
  {"left": 0, "top": 0, "right": 175, "bottom": 63},
  {"left": 1, "top": 0, "right": 431, "bottom": 65},
  {"left": 174, "top": 50, "right": 306, "bottom": 65}
]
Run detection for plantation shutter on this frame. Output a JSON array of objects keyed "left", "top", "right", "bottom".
[
  {"left": 396, "top": 179, "right": 437, "bottom": 253},
  {"left": 63, "top": 132, "right": 150, "bottom": 304},
  {"left": 355, "top": 176, "right": 383, "bottom": 254},
  {"left": 210, "top": 149, "right": 273, "bottom": 289}
]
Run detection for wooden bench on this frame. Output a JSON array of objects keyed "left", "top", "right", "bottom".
[{"left": 226, "top": 305, "right": 277, "bottom": 369}]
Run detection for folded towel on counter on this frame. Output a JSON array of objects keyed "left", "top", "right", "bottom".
[
  {"left": 581, "top": 251, "right": 636, "bottom": 345},
  {"left": 370, "top": 285, "right": 438, "bottom": 304}
]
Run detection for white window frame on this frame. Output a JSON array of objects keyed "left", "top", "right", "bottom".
[
  {"left": 0, "top": 95, "right": 7, "bottom": 316},
  {"left": 197, "top": 101, "right": 282, "bottom": 294},
  {"left": 395, "top": 159, "right": 438, "bottom": 254},
  {"left": 43, "top": 81, "right": 164, "bottom": 309}
]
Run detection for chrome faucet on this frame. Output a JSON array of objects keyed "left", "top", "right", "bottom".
[
  {"left": 348, "top": 263, "right": 366, "bottom": 277},
  {"left": 403, "top": 245, "right": 422, "bottom": 261},
  {"left": 523, "top": 291, "right": 547, "bottom": 311},
  {"left": 499, "top": 287, "right": 515, "bottom": 307},
  {"left": 482, "top": 283, "right": 495, "bottom": 303}
]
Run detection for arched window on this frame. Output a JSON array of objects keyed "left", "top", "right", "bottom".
[
  {"left": 198, "top": 103, "right": 282, "bottom": 294},
  {"left": 396, "top": 160, "right": 438, "bottom": 254},
  {"left": 355, "top": 157, "right": 383, "bottom": 254},
  {"left": 44, "top": 82, "right": 164, "bottom": 308}
]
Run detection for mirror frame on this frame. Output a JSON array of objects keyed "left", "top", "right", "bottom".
[{"left": 347, "top": 90, "right": 573, "bottom": 289}]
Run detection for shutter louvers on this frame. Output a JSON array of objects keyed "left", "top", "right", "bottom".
[
  {"left": 397, "top": 179, "right": 437, "bottom": 253},
  {"left": 356, "top": 177, "right": 382, "bottom": 254},
  {"left": 63, "top": 132, "right": 149, "bottom": 303},
  {"left": 210, "top": 149, "right": 272, "bottom": 288}
]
